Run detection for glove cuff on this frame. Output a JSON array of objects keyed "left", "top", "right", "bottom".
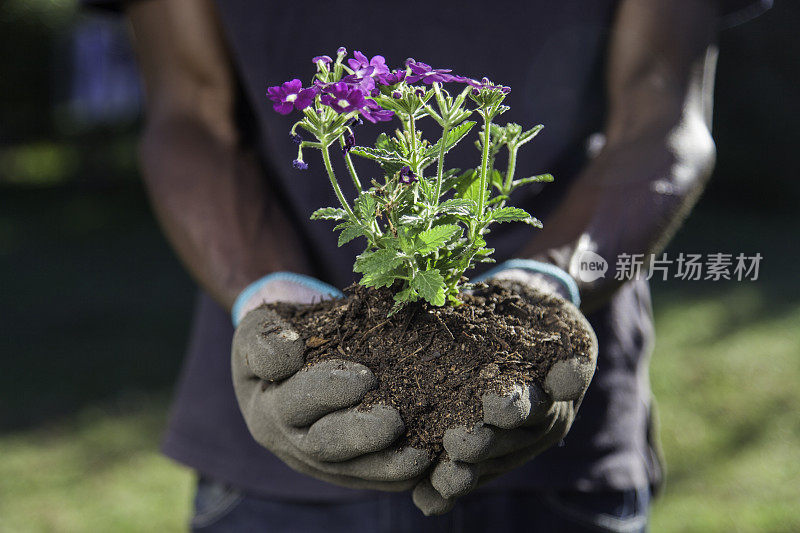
[
  {"left": 475, "top": 259, "right": 581, "bottom": 307},
  {"left": 232, "top": 272, "right": 344, "bottom": 326}
]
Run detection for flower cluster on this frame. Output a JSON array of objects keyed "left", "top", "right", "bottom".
[{"left": 268, "top": 48, "right": 548, "bottom": 310}]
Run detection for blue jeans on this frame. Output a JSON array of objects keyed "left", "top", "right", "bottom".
[{"left": 191, "top": 477, "right": 649, "bottom": 533}]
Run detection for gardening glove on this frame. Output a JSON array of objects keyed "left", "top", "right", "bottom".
[
  {"left": 413, "top": 260, "right": 598, "bottom": 515},
  {"left": 231, "top": 272, "right": 431, "bottom": 491}
]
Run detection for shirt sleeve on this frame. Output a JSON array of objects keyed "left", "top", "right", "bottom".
[{"left": 719, "top": 0, "right": 772, "bottom": 28}]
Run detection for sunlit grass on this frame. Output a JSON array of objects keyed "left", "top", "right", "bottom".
[
  {"left": 0, "top": 397, "right": 193, "bottom": 532},
  {"left": 649, "top": 286, "right": 800, "bottom": 532},
  {"left": 0, "top": 284, "right": 797, "bottom": 532}
]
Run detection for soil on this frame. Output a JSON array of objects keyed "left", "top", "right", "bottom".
[{"left": 268, "top": 280, "right": 593, "bottom": 456}]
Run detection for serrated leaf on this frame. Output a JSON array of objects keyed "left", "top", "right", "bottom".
[
  {"left": 311, "top": 207, "right": 348, "bottom": 221},
  {"left": 338, "top": 225, "right": 366, "bottom": 247},
  {"left": 349, "top": 146, "right": 403, "bottom": 164},
  {"left": 361, "top": 268, "right": 400, "bottom": 289},
  {"left": 437, "top": 199, "right": 476, "bottom": 216},
  {"left": 411, "top": 269, "right": 446, "bottom": 306},
  {"left": 354, "top": 194, "right": 377, "bottom": 221},
  {"left": 486, "top": 207, "right": 543, "bottom": 227},
  {"left": 488, "top": 207, "right": 532, "bottom": 223},
  {"left": 425, "top": 121, "right": 476, "bottom": 162},
  {"left": 353, "top": 248, "right": 403, "bottom": 275},
  {"left": 399, "top": 214, "right": 426, "bottom": 226},
  {"left": 417, "top": 224, "right": 461, "bottom": 254}
]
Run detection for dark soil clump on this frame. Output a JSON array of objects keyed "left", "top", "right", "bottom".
[{"left": 268, "top": 280, "right": 592, "bottom": 456}]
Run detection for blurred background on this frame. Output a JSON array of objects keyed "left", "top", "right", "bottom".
[{"left": 1, "top": 1, "right": 798, "bottom": 531}]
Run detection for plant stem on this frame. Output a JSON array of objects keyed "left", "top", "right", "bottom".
[
  {"left": 343, "top": 151, "right": 362, "bottom": 193},
  {"left": 504, "top": 146, "right": 518, "bottom": 193},
  {"left": 409, "top": 114, "right": 418, "bottom": 171},
  {"left": 321, "top": 143, "right": 355, "bottom": 219},
  {"left": 477, "top": 112, "right": 493, "bottom": 224},
  {"left": 435, "top": 123, "right": 450, "bottom": 206}
]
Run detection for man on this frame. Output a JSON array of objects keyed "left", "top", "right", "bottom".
[{"left": 91, "top": 0, "right": 769, "bottom": 530}]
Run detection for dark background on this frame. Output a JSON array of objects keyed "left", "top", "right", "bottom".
[{"left": 1, "top": 0, "right": 797, "bottom": 433}]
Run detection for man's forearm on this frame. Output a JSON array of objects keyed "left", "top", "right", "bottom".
[
  {"left": 519, "top": 0, "right": 718, "bottom": 311},
  {"left": 139, "top": 113, "right": 313, "bottom": 311},
  {"left": 127, "top": 0, "right": 313, "bottom": 311}
]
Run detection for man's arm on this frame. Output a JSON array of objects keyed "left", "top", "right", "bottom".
[
  {"left": 521, "top": 0, "right": 719, "bottom": 311},
  {"left": 126, "top": 0, "right": 313, "bottom": 310}
]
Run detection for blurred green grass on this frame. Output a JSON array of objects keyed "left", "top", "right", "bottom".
[{"left": 1, "top": 191, "right": 797, "bottom": 531}]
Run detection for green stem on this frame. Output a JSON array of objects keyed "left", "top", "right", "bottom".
[
  {"left": 343, "top": 151, "right": 362, "bottom": 193},
  {"left": 504, "top": 146, "right": 518, "bottom": 193},
  {"left": 321, "top": 143, "right": 355, "bottom": 219},
  {"left": 434, "top": 123, "right": 450, "bottom": 206},
  {"left": 477, "top": 113, "right": 493, "bottom": 226},
  {"left": 409, "top": 114, "right": 418, "bottom": 171}
]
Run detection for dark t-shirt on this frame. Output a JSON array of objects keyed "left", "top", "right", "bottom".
[{"left": 85, "top": 0, "right": 770, "bottom": 500}]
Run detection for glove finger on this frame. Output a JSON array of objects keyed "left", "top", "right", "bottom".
[
  {"left": 544, "top": 357, "right": 595, "bottom": 402},
  {"left": 274, "top": 359, "right": 377, "bottom": 427},
  {"left": 543, "top": 303, "right": 598, "bottom": 402},
  {"left": 321, "top": 444, "right": 431, "bottom": 482},
  {"left": 233, "top": 307, "right": 304, "bottom": 382},
  {"left": 301, "top": 405, "right": 404, "bottom": 462},
  {"left": 412, "top": 478, "right": 456, "bottom": 516},
  {"left": 482, "top": 383, "right": 548, "bottom": 429},
  {"left": 442, "top": 424, "right": 496, "bottom": 462},
  {"left": 430, "top": 459, "right": 478, "bottom": 499}
]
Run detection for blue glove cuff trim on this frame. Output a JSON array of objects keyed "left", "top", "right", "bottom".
[
  {"left": 475, "top": 259, "right": 581, "bottom": 307},
  {"left": 232, "top": 272, "right": 344, "bottom": 326}
]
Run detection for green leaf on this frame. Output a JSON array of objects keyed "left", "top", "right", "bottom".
[
  {"left": 338, "top": 225, "right": 366, "bottom": 247},
  {"left": 487, "top": 207, "right": 543, "bottom": 227},
  {"left": 416, "top": 224, "right": 461, "bottom": 254},
  {"left": 349, "top": 146, "right": 403, "bottom": 164},
  {"left": 426, "top": 121, "right": 476, "bottom": 158},
  {"left": 310, "top": 207, "right": 348, "bottom": 221},
  {"left": 411, "top": 269, "right": 446, "bottom": 306},
  {"left": 399, "top": 214, "right": 426, "bottom": 226},
  {"left": 490, "top": 169, "right": 505, "bottom": 190},
  {"left": 354, "top": 248, "right": 403, "bottom": 275},
  {"left": 354, "top": 194, "right": 377, "bottom": 221},
  {"left": 361, "top": 268, "right": 400, "bottom": 289},
  {"left": 437, "top": 199, "right": 476, "bottom": 216},
  {"left": 517, "top": 124, "right": 544, "bottom": 146},
  {"left": 458, "top": 172, "right": 483, "bottom": 207}
]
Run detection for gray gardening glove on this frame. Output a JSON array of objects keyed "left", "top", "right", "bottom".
[
  {"left": 413, "top": 261, "right": 598, "bottom": 515},
  {"left": 231, "top": 273, "right": 431, "bottom": 491}
]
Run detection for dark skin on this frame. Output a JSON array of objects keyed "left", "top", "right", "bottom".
[{"left": 126, "top": 0, "right": 718, "bottom": 313}]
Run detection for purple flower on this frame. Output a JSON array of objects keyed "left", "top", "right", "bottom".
[
  {"left": 360, "top": 100, "right": 394, "bottom": 123},
  {"left": 292, "top": 159, "right": 308, "bottom": 170},
  {"left": 348, "top": 51, "right": 390, "bottom": 78},
  {"left": 320, "top": 82, "right": 367, "bottom": 113},
  {"left": 267, "top": 79, "right": 317, "bottom": 115},
  {"left": 377, "top": 70, "right": 406, "bottom": 86},
  {"left": 405, "top": 61, "right": 458, "bottom": 85},
  {"left": 342, "top": 72, "right": 376, "bottom": 92},
  {"left": 399, "top": 166, "right": 418, "bottom": 184},
  {"left": 290, "top": 132, "right": 302, "bottom": 144},
  {"left": 337, "top": 46, "right": 347, "bottom": 56},
  {"left": 312, "top": 55, "right": 332, "bottom": 65},
  {"left": 392, "top": 91, "right": 402, "bottom": 99}
]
